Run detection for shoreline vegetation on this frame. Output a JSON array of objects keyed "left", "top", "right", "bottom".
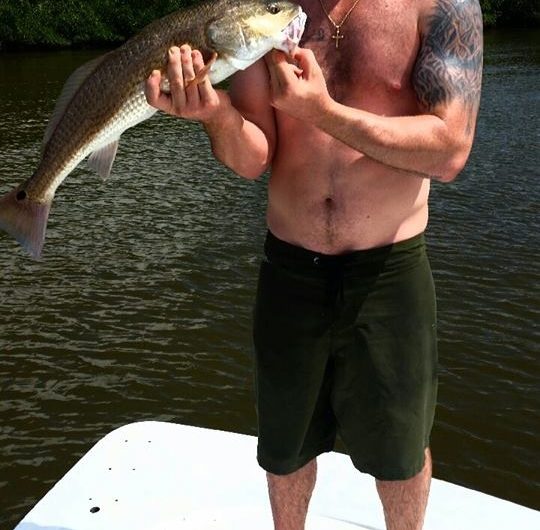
[{"left": 0, "top": 0, "right": 538, "bottom": 51}]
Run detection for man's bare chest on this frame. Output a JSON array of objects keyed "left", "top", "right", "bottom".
[{"left": 299, "top": 0, "right": 421, "bottom": 105}]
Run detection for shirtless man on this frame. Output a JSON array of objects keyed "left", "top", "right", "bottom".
[{"left": 146, "top": 1, "right": 483, "bottom": 529}]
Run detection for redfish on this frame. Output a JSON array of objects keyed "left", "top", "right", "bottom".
[{"left": 0, "top": 0, "right": 306, "bottom": 258}]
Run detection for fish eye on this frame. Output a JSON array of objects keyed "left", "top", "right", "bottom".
[{"left": 268, "top": 3, "right": 281, "bottom": 14}]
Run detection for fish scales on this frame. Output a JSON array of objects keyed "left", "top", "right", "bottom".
[{"left": 35, "top": 0, "right": 278, "bottom": 200}]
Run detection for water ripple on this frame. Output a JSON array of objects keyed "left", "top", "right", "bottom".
[{"left": 1, "top": 32, "right": 539, "bottom": 526}]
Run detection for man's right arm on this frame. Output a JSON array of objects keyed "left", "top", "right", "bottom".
[{"left": 145, "top": 45, "right": 275, "bottom": 180}]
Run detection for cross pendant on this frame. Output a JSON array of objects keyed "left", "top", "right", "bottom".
[{"left": 332, "top": 27, "right": 344, "bottom": 49}]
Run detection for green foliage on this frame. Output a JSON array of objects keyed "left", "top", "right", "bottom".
[
  {"left": 0, "top": 0, "right": 537, "bottom": 49},
  {"left": 481, "top": 0, "right": 539, "bottom": 27},
  {"left": 0, "top": 0, "right": 197, "bottom": 49}
]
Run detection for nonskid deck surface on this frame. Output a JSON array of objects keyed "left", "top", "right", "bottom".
[{"left": 15, "top": 421, "right": 540, "bottom": 530}]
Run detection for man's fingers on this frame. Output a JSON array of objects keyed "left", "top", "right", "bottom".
[
  {"left": 265, "top": 49, "right": 308, "bottom": 109},
  {"left": 146, "top": 45, "right": 223, "bottom": 120},
  {"left": 180, "top": 45, "right": 196, "bottom": 83},
  {"left": 271, "top": 50, "right": 303, "bottom": 86},
  {"left": 293, "top": 48, "right": 317, "bottom": 79},
  {"left": 167, "top": 46, "right": 184, "bottom": 89},
  {"left": 180, "top": 45, "right": 201, "bottom": 108},
  {"left": 145, "top": 70, "right": 172, "bottom": 112},
  {"left": 264, "top": 52, "right": 283, "bottom": 95},
  {"left": 192, "top": 50, "right": 213, "bottom": 103},
  {"left": 167, "top": 46, "right": 187, "bottom": 110},
  {"left": 144, "top": 70, "right": 161, "bottom": 106}
]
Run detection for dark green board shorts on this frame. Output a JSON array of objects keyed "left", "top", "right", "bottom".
[{"left": 253, "top": 231, "right": 438, "bottom": 481}]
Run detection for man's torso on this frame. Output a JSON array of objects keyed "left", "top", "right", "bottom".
[{"left": 268, "top": 0, "right": 432, "bottom": 253}]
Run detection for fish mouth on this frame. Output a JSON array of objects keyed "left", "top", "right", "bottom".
[{"left": 277, "top": 10, "right": 307, "bottom": 55}]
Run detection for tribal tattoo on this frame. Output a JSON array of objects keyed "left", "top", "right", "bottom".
[{"left": 413, "top": 0, "right": 483, "bottom": 134}]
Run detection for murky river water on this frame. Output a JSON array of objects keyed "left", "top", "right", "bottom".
[{"left": 0, "top": 29, "right": 538, "bottom": 526}]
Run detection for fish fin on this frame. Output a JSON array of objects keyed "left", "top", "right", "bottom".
[
  {"left": 0, "top": 189, "right": 52, "bottom": 259},
  {"left": 186, "top": 53, "right": 218, "bottom": 88},
  {"left": 86, "top": 100, "right": 156, "bottom": 179},
  {"left": 87, "top": 139, "right": 120, "bottom": 180},
  {"left": 43, "top": 53, "right": 110, "bottom": 148}
]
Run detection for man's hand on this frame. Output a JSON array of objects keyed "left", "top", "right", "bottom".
[
  {"left": 145, "top": 45, "right": 228, "bottom": 124},
  {"left": 265, "top": 48, "right": 332, "bottom": 123}
]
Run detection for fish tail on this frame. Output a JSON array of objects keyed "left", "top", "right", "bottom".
[{"left": 0, "top": 188, "right": 52, "bottom": 259}]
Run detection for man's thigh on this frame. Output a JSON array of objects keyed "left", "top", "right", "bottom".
[{"left": 332, "top": 247, "right": 438, "bottom": 481}]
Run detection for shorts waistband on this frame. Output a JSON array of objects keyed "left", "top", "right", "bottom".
[{"left": 264, "top": 231, "right": 426, "bottom": 269}]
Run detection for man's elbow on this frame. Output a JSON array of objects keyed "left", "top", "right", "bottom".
[
  {"left": 237, "top": 165, "right": 267, "bottom": 180},
  {"left": 230, "top": 157, "right": 270, "bottom": 180},
  {"left": 210, "top": 146, "right": 270, "bottom": 180},
  {"left": 236, "top": 146, "right": 274, "bottom": 180},
  {"left": 435, "top": 141, "right": 472, "bottom": 183}
]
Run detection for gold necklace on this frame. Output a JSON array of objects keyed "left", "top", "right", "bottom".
[{"left": 318, "top": 0, "right": 362, "bottom": 49}]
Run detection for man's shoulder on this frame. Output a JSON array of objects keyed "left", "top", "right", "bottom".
[
  {"left": 417, "top": 0, "right": 482, "bottom": 35},
  {"left": 416, "top": 0, "right": 483, "bottom": 61}
]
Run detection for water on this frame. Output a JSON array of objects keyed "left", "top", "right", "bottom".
[{"left": 0, "top": 29, "right": 538, "bottom": 526}]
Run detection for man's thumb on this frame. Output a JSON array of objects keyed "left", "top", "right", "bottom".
[{"left": 293, "top": 48, "right": 316, "bottom": 78}]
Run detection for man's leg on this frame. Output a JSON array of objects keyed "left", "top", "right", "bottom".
[
  {"left": 267, "top": 459, "right": 317, "bottom": 530},
  {"left": 376, "top": 448, "right": 432, "bottom": 530}
]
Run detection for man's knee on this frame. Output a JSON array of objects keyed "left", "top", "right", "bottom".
[{"left": 266, "top": 458, "right": 318, "bottom": 484}]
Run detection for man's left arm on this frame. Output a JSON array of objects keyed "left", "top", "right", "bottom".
[{"left": 268, "top": 0, "right": 483, "bottom": 182}]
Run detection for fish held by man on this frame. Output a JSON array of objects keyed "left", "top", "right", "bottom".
[{"left": 0, "top": 0, "right": 307, "bottom": 259}]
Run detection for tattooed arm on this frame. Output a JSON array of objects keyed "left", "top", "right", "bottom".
[
  {"left": 268, "top": 0, "right": 483, "bottom": 182},
  {"left": 413, "top": 0, "right": 483, "bottom": 138}
]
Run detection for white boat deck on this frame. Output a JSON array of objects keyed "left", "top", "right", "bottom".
[{"left": 14, "top": 421, "right": 540, "bottom": 530}]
